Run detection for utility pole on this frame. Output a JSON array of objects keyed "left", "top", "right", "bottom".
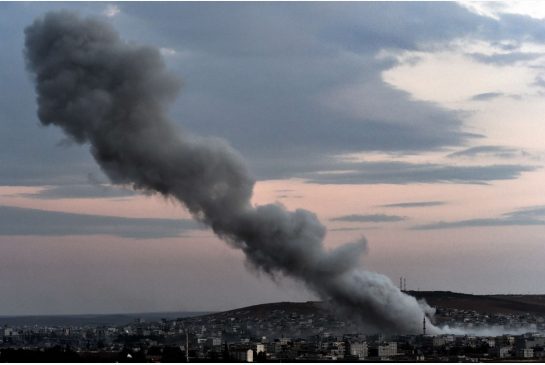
[
  {"left": 178, "top": 321, "right": 190, "bottom": 363},
  {"left": 422, "top": 316, "right": 426, "bottom": 336},
  {"left": 185, "top": 328, "right": 189, "bottom": 362}
]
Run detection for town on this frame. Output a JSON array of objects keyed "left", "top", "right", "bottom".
[{"left": 2, "top": 301, "right": 545, "bottom": 362}]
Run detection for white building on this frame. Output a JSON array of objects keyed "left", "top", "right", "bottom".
[
  {"left": 246, "top": 349, "right": 254, "bottom": 362},
  {"left": 495, "top": 346, "right": 512, "bottom": 359},
  {"left": 350, "top": 341, "right": 368, "bottom": 360}
]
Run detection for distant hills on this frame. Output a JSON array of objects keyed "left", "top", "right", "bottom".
[
  {"left": 192, "top": 300, "right": 329, "bottom": 322},
  {"left": 195, "top": 291, "right": 545, "bottom": 320},
  {"left": 2, "top": 291, "right": 545, "bottom": 327},
  {"left": 0, "top": 311, "right": 209, "bottom": 327},
  {"left": 407, "top": 290, "right": 545, "bottom": 315}
]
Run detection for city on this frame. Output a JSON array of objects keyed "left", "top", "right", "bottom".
[{"left": 2, "top": 293, "right": 545, "bottom": 362}]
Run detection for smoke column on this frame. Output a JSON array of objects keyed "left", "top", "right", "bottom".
[{"left": 25, "top": 11, "right": 437, "bottom": 334}]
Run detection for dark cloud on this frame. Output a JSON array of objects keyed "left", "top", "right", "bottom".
[
  {"left": 148, "top": 2, "right": 480, "bottom": 157},
  {"left": 471, "top": 12, "right": 545, "bottom": 46},
  {"left": 491, "top": 40, "right": 520, "bottom": 51},
  {"left": 0, "top": 2, "right": 496, "bottom": 186},
  {"left": 505, "top": 206, "right": 545, "bottom": 219},
  {"left": 4, "top": 3, "right": 545, "bottom": 185},
  {"left": 534, "top": 76, "right": 545, "bottom": 89},
  {"left": 173, "top": 60, "right": 474, "bottom": 180},
  {"left": 331, "top": 214, "right": 406, "bottom": 223},
  {"left": 142, "top": 3, "right": 487, "bottom": 177},
  {"left": 413, "top": 217, "right": 545, "bottom": 230},
  {"left": 470, "top": 92, "right": 504, "bottom": 101},
  {"left": 447, "top": 145, "right": 527, "bottom": 159},
  {"left": 468, "top": 51, "right": 542, "bottom": 65},
  {"left": 302, "top": 161, "right": 537, "bottom": 185},
  {"left": 379, "top": 201, "right": 446, "bottom": 208},
  {"left": 0, "top": 160, "right": 100, "bottom": 186},
  {"left": 0, "top": 3, "right": 104, "bottom": 186},
  {"left": 252, "top": 155, "right": 538, "bottom": 184},
  {"left": 413, "top": 205, "right": 545, "bottom": 230},
  {"left": 276, "top": 194, "right": 303, "bottom": 199},
  {"left": 0, "top": 205, "right": 203, "bottom": 238},
  {"left": 330, "top": 227, "right": 369, "bottom": 232},
  {"left": 21, "top": 184, "right": 136, "bottom": 200},
  {"left": 121, "top": 2, "right": 487, "bottom": 57}
]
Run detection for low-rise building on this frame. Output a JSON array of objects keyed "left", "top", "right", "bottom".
[
  {"left": 378, "top": 342, "right": 397, "bottom": 358},
  {"left": 349, "top": 341, "right": 368, "bottom": 360}
]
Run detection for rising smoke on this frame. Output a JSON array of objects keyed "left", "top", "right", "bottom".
[{"left": 24, "top": 11, "right": 437, "bottom": 334}]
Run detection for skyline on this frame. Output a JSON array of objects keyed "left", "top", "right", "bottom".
[{"left": 1, "top": 1, "right": 545, "bottom": 316}]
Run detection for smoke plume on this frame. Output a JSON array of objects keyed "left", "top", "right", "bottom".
[{"left": 24, "top": 11, "right": 436, "bottom": 334}]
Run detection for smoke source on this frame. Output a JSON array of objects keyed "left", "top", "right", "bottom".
[{"left": 24, "top": 11, "right": 437, "bottom": 334}]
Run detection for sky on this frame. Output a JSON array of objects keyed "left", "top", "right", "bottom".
[{"left": 1, "top": 1, "right": 545, "bottom": 315}]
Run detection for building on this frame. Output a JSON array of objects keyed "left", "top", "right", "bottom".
[
  {"left": 231, "top": 349, "right": 254, "bottom": 362},
  {"left": 495, "top": 346, "right": 512, "bottom": 359},
  {"left": 349, "top": 341, "right": 368, "bottom": 360},
  {"left": 255, "top": 343, "right": 265, "bottom": 354},
  {"left": 378, "top": 342, "right": 397, "bottom": 358},
  {"left": 516, "top": 348, "right": 534, "bottom": 358}
]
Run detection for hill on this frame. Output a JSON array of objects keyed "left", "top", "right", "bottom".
[
  {"left": 186, "top": 291, "right": 545, "bottom": 324},
  {"left": 407, "top": 291, "right": 545, "bottom": 315}
]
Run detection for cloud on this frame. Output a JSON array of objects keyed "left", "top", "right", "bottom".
[
  {"left": 302, "top": 161, "right": 537, "bottom": 185},
  {"left": 160, "top": 47, "right": 177, "bottom": 57},
  {"left": 276, "top": 194, "right": 303, "bottom": 199},
  {"left": 2, "top": 2, "right": 544, "bottom": 186},
  {"left": 506, "top": 205, "right": 545, "bottom": 219},
  {"left": 413, "top": 205, "right": 545, "bottom": 230},
  {"left": 0, "top": 205, "right": 203, "bottom": 238},
  {"left": 468, "top": 51, "right": 542, "bottom": 65},
  {"left": 103, "top": 4, "right": 120, "bottom": 18},
  {"left": 331, "top": 214, "right": 406, "bottom": 223},
  {"left": 470, "top": 92, "right": 504, "bottom": 101},
  {"left": 20, "top": 184, "right": 136, "bottom": 200},
  {"left": 459, "top": 1, "right": 545, "bottom": 21},
  {"left": 330, "top": 227, "right": 369, "bottom": 232},
  {"left": 447, "top": 145, "right": 528, "bottom": 159},
  {"left": 534, "top": 75, "right": 545, "bottom": 89},
  {"left": 379, "top": 201, "right": 446, "bottom": 208},
  {"left": 413, "top": 217, "right": 545, "bottom": 230},
  {"left": 1, "top": 2, "right": 487, "bottom": 185}
]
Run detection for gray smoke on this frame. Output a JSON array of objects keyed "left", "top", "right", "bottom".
[{"left": 24, "top": 11, "right": 437, "bottom": 334}]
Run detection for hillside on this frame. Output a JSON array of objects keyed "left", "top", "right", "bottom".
[
  {"left": 407, "top": 291, "right": 545, "bottom": 315},
  {"left": 203, "top": 301, "right": 328, "bottom": 319},
  {"left": 186, "top": 291, "right": 545, "bottom": 323}
]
